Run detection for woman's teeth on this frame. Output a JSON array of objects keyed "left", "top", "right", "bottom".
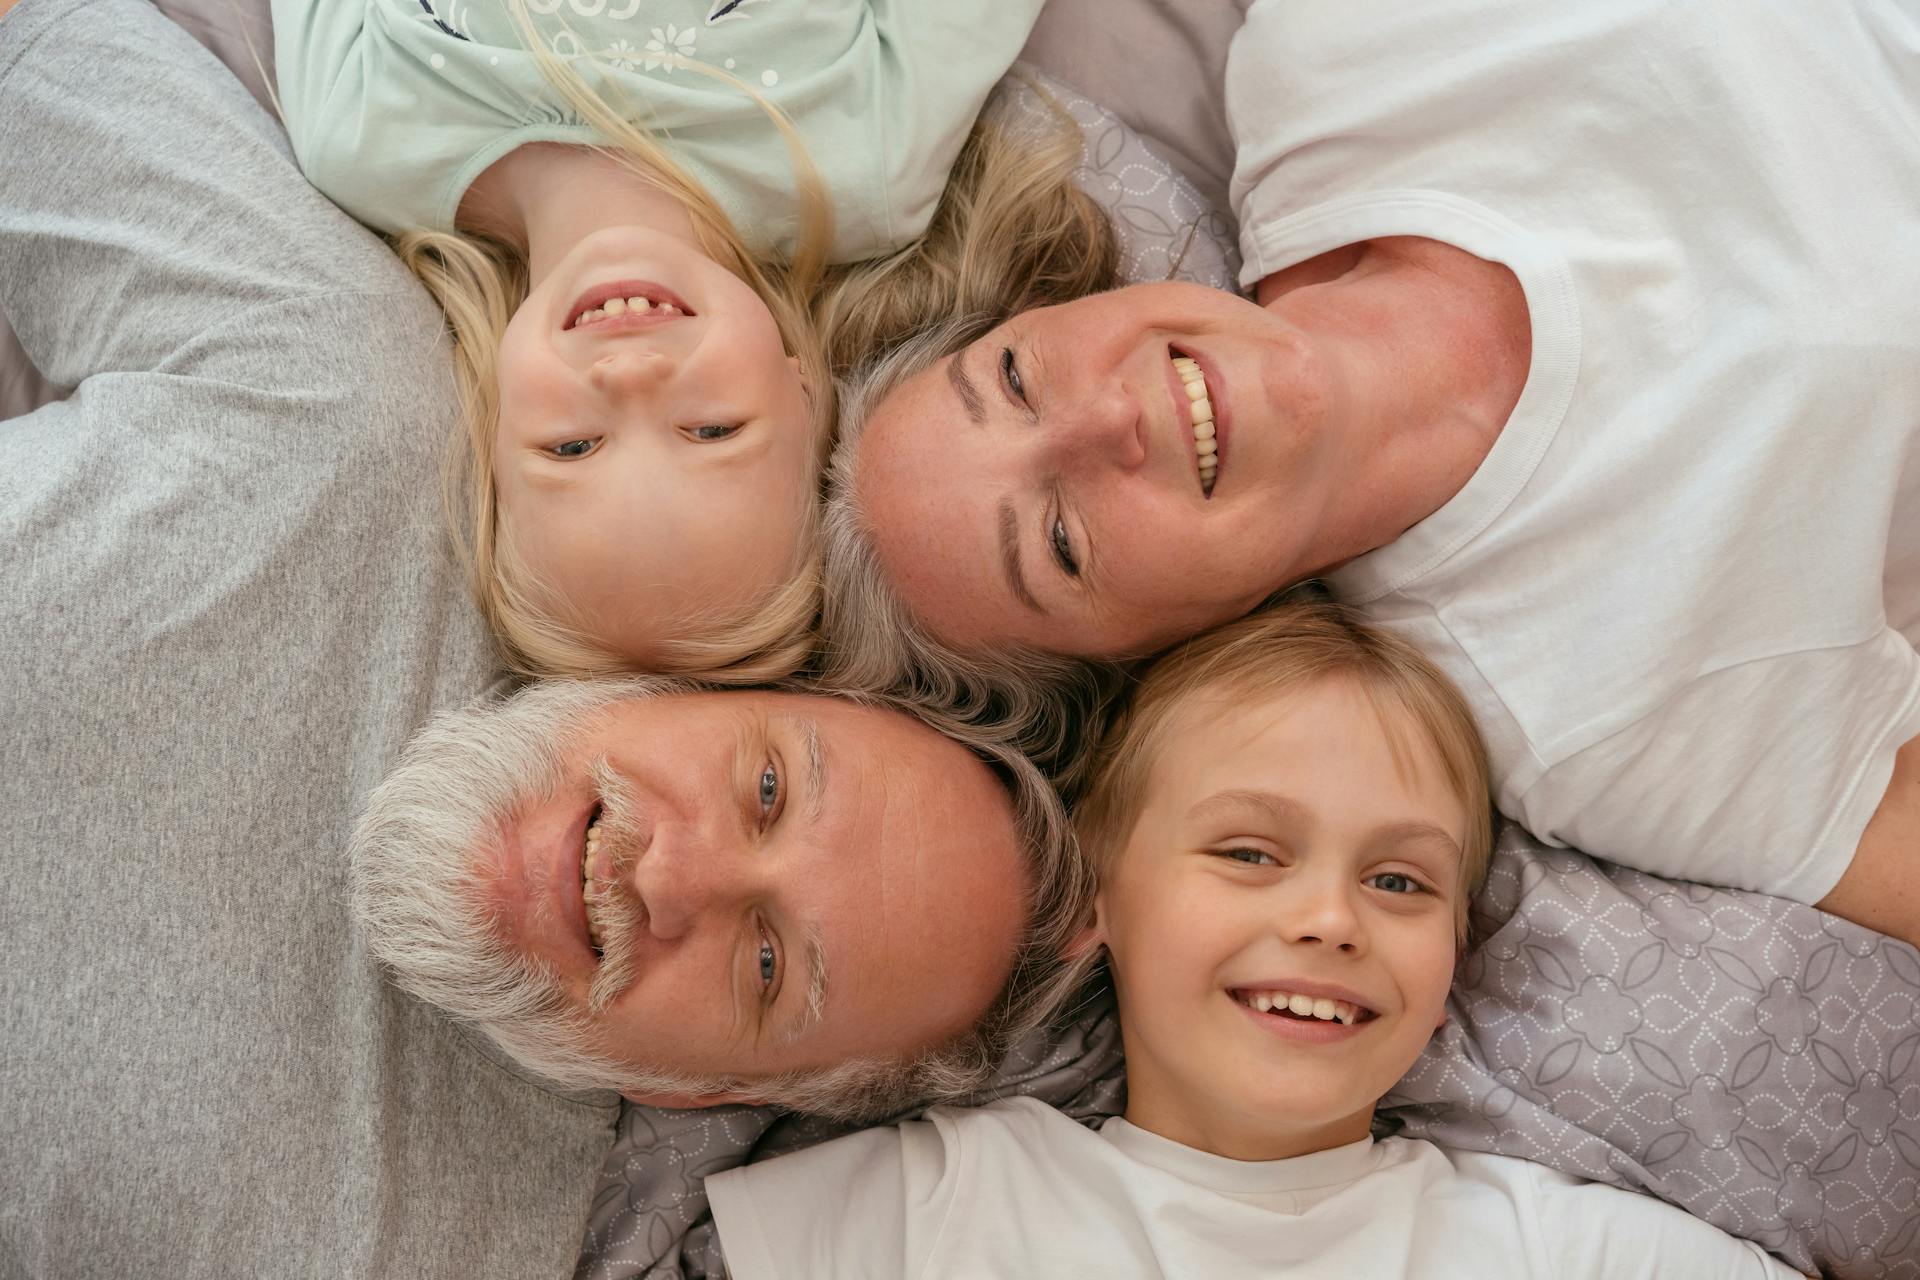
[
  {"left": 1237, "top": 989, "right": 1365, "bottom": 1026},
  {"left": 570, "top": 296, "right": 680, "bottom": 329},
  {"left": 1172, "top": 355, "right": 1217, "bottom": 496},
  {"left": 582, "top": 814, "right": 607, "bottom": 951}
]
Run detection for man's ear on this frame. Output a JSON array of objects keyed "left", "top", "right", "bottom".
[{"left": 621, "top": 1089, "right": 763, "bottom": 1110}]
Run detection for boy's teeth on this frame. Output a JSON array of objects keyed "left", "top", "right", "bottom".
[{"left": 1240, "top": 989, "right": 1364, "bottom": 1025}]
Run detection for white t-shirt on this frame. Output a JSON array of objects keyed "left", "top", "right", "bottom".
[
  {"left": 706, "top": 1096, "right": 1796, "bottom": 1278},
  {"left": 1225, "top": 0, "right": 1920, "bottom": 902}
]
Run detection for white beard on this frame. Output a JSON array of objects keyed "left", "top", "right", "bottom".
[{"left": 346, "top": 675, "right": 725, "bottom": 1097}]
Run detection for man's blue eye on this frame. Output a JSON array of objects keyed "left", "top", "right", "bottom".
[
  {"left": 758, "top": 761, "right": 780, "bottom": 815},
  {"left": 758, "top": 938, "right": 777, "bottom": 990},
  {"left": 547, "top": 438, "right": 598, "bottom": 458},
  {"left": 689, "top": 423, "right": 742, "bottom": 442},
  {"left": 1369, "top": 873, "right": 1422, "bottom": 894}
]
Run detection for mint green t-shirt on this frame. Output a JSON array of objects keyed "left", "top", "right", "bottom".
[{"left": 273, "top": 0, "right": 1043, "bottom": 262}]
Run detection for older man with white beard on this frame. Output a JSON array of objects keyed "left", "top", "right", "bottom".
[{"left": 349, "top": 677, "right": 1089, "bottom": 1120}]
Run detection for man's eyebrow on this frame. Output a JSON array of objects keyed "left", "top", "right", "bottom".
[
  {"left": 799, "top": 715, "right": 825, "bottom": 822},
  {"left": 946, "top": 348, "right": 986, "bottom": 425},
  {"left": 777, "top": 922, "right": 829, "bottom": 1044},
  {"left": 998, "top": 500, "right": 1047, "bottom": 616}
]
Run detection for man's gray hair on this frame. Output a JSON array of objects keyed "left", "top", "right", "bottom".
[
  {"left": 348, "top": 676, "right": 1093, "bottom": 1123},
  {"left": 819, "top": 315, "right": 1127, "bottom": 797}
]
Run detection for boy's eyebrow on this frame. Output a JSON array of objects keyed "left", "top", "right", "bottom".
[{"left": 1187, "top": 789, "right": 1462, "bottom": 862}]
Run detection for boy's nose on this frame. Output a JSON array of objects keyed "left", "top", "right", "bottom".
[{"left": 1284, "top": 882, "right": 1366, "bottom": 954}]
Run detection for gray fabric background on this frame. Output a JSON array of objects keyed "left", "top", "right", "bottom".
[{"left": 0, "top": 2, "right": 615, "bottom": 1276}]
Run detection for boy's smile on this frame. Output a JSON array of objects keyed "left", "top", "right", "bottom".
[{"left": 1093, "top": 677, "right": 1468, "bottom": 1162}]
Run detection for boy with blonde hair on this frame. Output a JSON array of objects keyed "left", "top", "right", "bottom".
[{"left": 705, "top": 598, "right": 1800, "bottom": 1277}]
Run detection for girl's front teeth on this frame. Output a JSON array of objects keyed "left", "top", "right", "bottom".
[{"left": 1172, "top": 355, "right": 1217, "bottom": 495}]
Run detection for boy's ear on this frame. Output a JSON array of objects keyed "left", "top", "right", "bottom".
[
  {"left": 621, "top": 1088, "right": 763, "bottom": 1110},
  {"left": 1061, "top": 892, "right": 1111, "bottom": 960}
]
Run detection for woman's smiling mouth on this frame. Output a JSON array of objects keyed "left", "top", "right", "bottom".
[{"left": 1170, "top": 350, "right": 1221, "bottom": 498}]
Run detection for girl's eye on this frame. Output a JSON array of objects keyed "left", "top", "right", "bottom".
[
  {"left": 757, "top": 935, "right": 778, "bottom": 992},
  {"left": 999, "top": 347, "right": 1027, "bottom": 402},
  {"left": 1368, "top": 872, "right": 1425, "bottom": 895},
  {"left": 757, "top": 759, "right": 781, "bottom": 823},
  {"left": 546, "top": 438, "right": 600, "bottom": 459},
  {"left": 1049, "top": 513, "right": 1080, "bottom": 577},
  {"left": 1219, "top": 847, "right": 1278, "bottom": 867},
  {"left": 686, "top": 423, "right": 742, "bottom": 443}
]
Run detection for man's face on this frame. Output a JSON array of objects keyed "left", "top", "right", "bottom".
[{"left": 364, "top": 687, "right": 1029, "bottom": 1103}]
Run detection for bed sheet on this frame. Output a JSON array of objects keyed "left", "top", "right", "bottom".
[{"left": 21, "top": 4, "right": 1915, "bottom": 1278}]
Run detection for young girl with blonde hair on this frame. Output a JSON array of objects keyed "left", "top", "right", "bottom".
[{"left": 270, "top": 0, "right": 1109, "bottom": 680}]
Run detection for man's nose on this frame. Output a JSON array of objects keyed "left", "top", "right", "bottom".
[
  {"left": 1041, "top": 381, "right": 1147, "bottom": 474},
  {"left": 590, "top": 349, "right": 676, "bottom": 397},
  {"left": 625, "top": 823, "right": 742, "bottom": 941}
]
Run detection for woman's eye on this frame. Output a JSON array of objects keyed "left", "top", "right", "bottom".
[
  {"left": 757, "top": 759, "right": 781, "bottom": 823},
  {"left": 1368, "top": 872, "right": 1425, "bottom": 895},
  {"left": 545, "top": 438, "right": 599, "bottom": 459},
  {"left": 1049, "top": 514, "right": 1080, "bottom": 577},
  {"left": 999, "top": 347, "right": 1027, "bottom": 402},
  {"left": 1219, "top": 847, "right": 1277, "bottom": 867},
  {"left": 686, "top": 423, "right": 742, "bottom": 443},
  {"left": 757, "top": 935, "right": 778, "bottom": 992}
]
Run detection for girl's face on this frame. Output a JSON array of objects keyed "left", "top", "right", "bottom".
[
  {"left": 492, "top": 226, "right": 814, "bottom": 665},
  {"left": 1094, "top": 679, "right": 1466, "bottom": 1162}
]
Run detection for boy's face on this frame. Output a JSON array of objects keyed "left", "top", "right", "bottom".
[{"left": 1095, "top": 678, "right": 1466, "bottom": 1161}]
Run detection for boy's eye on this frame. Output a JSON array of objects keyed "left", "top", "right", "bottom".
[
  {"left": 1368, "top": 872, "right": 1425, "bottom": 895},
  {"left": 545, "top": 438, "right": 600, "bottom": 459},
  {"left": 999, "top": 347, "right": 1027, "bottom": 402},
  {"left": 686, "top": 423, "right": 743, "bottom": 442},
  {"left": 1218, "top": 847, "right": 1277, "bottom": 867}
]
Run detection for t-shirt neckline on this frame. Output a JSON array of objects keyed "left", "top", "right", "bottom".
[
  {"left": 1244, "top": 190, "right": 1582, "bottom": 605},
  {"left": 1098, "top": 1117, "right": 1381, "bottom": 1195}
]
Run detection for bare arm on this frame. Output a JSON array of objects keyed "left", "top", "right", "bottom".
[
  {"left": 0, "top": 0, "right": 23, "bottom": 21},
  {"left": 1817, "top": 733, "right": 1920, "bottom": 949}
]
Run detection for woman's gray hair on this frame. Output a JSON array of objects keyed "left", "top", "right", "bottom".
[{"left": 819, "top": 315, "right": 1128, "bottom": 797}]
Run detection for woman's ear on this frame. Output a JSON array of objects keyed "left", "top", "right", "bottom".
[
  {"left": 787, "top": 354, "right": 811, "bottom": 402},
  {"left": 621, "top": 1088, "right": 763, "bottom": 1110}
]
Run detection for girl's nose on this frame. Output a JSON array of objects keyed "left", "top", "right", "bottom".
[{"left": 590, "top": 350, "right": 675, "bottom": 396}]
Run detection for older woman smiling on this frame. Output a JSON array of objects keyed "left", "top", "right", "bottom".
[{"left": 820, "top": 0, "right": 1920, "bottom": 951}]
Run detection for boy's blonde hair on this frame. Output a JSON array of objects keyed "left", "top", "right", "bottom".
[
  {"left": 394, "top": 3, "right": 833, "bottom": 682},
  {"left": 1075, "top": 592, "right": 1495, "bottom": 939}
]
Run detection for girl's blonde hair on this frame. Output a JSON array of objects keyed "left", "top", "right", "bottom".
[
  {"left": 1074, "top": 590, "right": 1496, "bottom": 946},
  {"left": 394, "top": 3, "right": 833, "bottom": 682}
]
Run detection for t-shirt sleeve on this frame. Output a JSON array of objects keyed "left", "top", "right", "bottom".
[
  {"left": 1528, "top": 1167, "right": 1804, "bottom": 1279},
  {"left": 868, "top": 0, "right": 1049, "bottom": 243},
  {"left": 706, "top": 1120, "right": 953, "bottom": 1280},
  {"left": 0, "top": 0, "right": 419, "bottom": 388},
  {"left": 1510, "top": 630, "right": 1920, "bottom": 904}
]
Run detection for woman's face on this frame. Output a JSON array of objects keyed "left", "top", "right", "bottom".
[
  {"left": 853, "top": 282, "right": 1340, "bottom": 660},
  {"left": 492, "top": 226, "right": 814, "bottom": 664}
]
